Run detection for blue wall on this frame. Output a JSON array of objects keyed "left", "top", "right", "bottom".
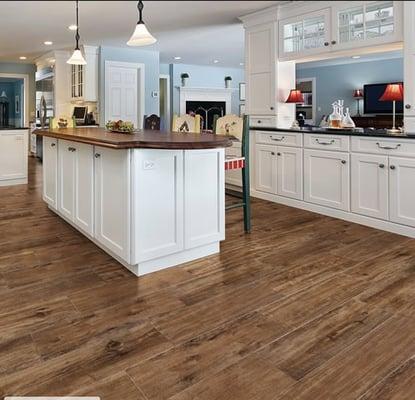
[
  {"left": 167, "top": 63, "right": 244, "bottom": 116},
  {"left": 296, "top": 57, "right": 403, "bottom": 123},
  {"left": 0, "top": 63, "right": 36, "bottom": 124},
  {"left": 99, "top": 46, "right": 160, "bottom": 125}
]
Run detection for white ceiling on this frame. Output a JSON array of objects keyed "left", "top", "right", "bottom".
[{"left": 0, "top": 1, "right": 279, "bottom": 67}]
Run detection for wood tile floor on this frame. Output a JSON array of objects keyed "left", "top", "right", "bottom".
[{"left": 1, "top": 157, "right": 415, "bottom": 399}]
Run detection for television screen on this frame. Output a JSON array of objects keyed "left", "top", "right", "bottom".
[{"left": 363, "top": 83, "right": 403, "bottom": 115}]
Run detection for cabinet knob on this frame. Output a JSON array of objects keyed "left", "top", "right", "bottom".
[
  {"left": 68, "top": 147, "right": 76, "bottom": 152},
  {"left": 270, "top": 106, "right": 274, "bottom": 110},
  {"left": 390, "top": 165, "right": 396, "bottom": 170},
  {"left": 271, "top": 152, "right": 275, "bottom": 155},
  {"left": 405, "top": 104, "right": 411, "bottom": 109},
  {"left": 257, "top": 120, "right": 262, "bottom": 124},
  {"left": 331, "top": 40, "right": 337, "bottom": 45},
  {"left": 95, "top": 153, "right": 101, "bottom": 158},
  {"left": 277, "top": 152, "right": 281, "bottom": 156},
  {"left": 324, "top": 42, "right": 329, "bottom": 46},
  {"left": 379, "top": 163, "right": 385, "bottom": 169},
  {"left": 341, "top": 160, "right": 346, "bottom": 164},
  {"left": 51, "top": 143, "right": 56, "bottom": 147}
]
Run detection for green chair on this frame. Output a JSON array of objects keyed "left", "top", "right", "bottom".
[{"left": 214, "top": 114, "right": 251, "bottom": 233}]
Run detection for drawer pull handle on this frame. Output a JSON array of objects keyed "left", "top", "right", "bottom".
[
  {"left": 376, "top": 142, "right": 401, "bottom": 150},
  {"left": 51, "top": 143, "right": 56, "bottom": 147},
  {"left": 390, "top": 165, "right": 396, "bottom": 170},
  {"left": 68, "top": 147, "right": 76, "bottom": 152},
  {"left": 315, "top": 139, "right": 335, "bottom": 145},
  {"left": 95, "top": 153, "right": 101, "bottom": 158},
  {"left": 270, "top": 136, "right": 285, "bottom": 141},
  {"left": 341, "top": 160, "right": 346, "bottom": 164},
  {"left": 379, "top": 163, "right": 385, "bottom": 169}
]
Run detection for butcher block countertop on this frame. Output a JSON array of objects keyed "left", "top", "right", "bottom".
[{"left": 35, "top": 127, "right": 233, "bottom": 149}]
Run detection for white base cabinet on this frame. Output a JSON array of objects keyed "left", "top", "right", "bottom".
[
  {"left": 0, "top": 130, "right": 28, "bottom": 186},
  {"left": 43, "top": 138, "right": 225, "bottom": 276}
]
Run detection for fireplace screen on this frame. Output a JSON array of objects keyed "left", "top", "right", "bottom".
[{"left": 186, "top": 101, "right": 226, "bottom": 131}]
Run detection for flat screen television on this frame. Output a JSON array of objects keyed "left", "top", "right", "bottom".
[{"left": 363, "top": 82, "right": 403, "bottom": 115}]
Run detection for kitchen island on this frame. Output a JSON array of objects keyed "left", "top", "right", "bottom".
[{"left": 36, "top": 127, "right": 232, "bottom": 276}]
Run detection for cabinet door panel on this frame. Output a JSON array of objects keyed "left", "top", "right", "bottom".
[
  {"left": 351, "top": 153, "right": 388, "bottom": 220},
  {"left": 389, "top": 156, "right": 415, "bottom": 227},
  {"left": 248, "top": 72, "right": 273, "bottom": 115},
  {"left": 58, "top": 140, "right": 75, "bottom": 220},
  {"left": 304, "top": 149, "right": 350, "bottom": 211},
  {"left": 94, "top": 147, "right": 131, "bottom": 262},
  {"left": 277, "top": 146, "right": 303, "bottom": 200},
  {"left": 42, "top": 137, "right": 58, "bottom": 209},
  {"left": 255, "top": 144, "right": 277, "bottom": 194},
  {"left": 132, "top": 149, "right": 184, "bottom": 263},
  {"left": 0, "top": 132, "right": 27, "bottom": 180},
  {"left": 74, "top": 142, "right": 94, "bottom": 236},
  {"left": 184, "top": 149, "right": 225, "bottom": 249}
]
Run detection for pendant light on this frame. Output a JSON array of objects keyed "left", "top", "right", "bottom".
[
  {"left": 67, "top": 0, "right": 86, "bottom": 65},
  {"left": 127, "top": 1, "right": 157, "bottom": 46}
]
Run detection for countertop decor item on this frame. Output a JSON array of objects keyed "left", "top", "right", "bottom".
[
  {"left": 127, "top": 1, "right": 157, "bottom": 46},
  {"left": 353, "top": 89, "right": 364, "bottom": 116},
  {"left": 67, "top": 0, "right": 87, "bottom": 65},
  {"left": 379, "top": 83, "right": 403, "bottom": 134},
  {"left": 225, "top": 76, "right": 232, "bottom": 88},
  {"left": 105, "top": 120, "right": 135, "bottom": 134},
  {"left": 285, "top": 89, "right": 305, "bottom": 128},
  {"left": 181, "top": 73, "right": 189, "bottom": 87}
]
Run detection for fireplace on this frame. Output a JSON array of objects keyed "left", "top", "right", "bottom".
[{"left": 186, "top": 100, "right": 226, "bottom": 131}]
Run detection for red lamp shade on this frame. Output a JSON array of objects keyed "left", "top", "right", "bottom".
[
  {"left": 379, "top": 83, "right": 403, "bottom": 102},
  {"left": 353, "top": 89, "right": 363, "bottom": 98},
  {"left": 285, "top": 89, "right": 304, "bottom": 103}
]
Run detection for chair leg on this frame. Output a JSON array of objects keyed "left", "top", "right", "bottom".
[{"left": 242, "top": 164, "right": 251, "bottom": 233}]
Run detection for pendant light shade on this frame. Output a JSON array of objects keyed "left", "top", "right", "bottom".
[
  {"left": 67, "top": 0, "right": 87, "bottom": 65},
  {"left": 127, "top": 1, "right": 157, "bottom": 46}
]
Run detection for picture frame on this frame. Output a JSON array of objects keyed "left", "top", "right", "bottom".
[
  {"left": 239, "top": 83, "right": 246, "bottom": 101},
  {"left": 239, "top": 103, "right": 246, "bottom": 116}
]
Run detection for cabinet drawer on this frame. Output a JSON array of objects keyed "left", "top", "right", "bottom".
[
  {"left": 250, "top": 115, "right": 277, "bottom": 128},
  {"left": 255, "top": 130, "right": 303, "bottom": 147},
  {"left": 304, "top": 133, "right": 350, "bottom": 152},
  {"left": 351, "top": 136, "right": 415, "bottom": 157}
]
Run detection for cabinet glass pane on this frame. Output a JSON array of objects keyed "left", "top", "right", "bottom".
[
  {"left": 283, "top": 15, "right": 325, "bottom": 53},
  {"left": 365, "top": 1, "right": 394, "bottom": 39},
  {"left": 338, "top": 6, "right": 364, "bottom": 43}
]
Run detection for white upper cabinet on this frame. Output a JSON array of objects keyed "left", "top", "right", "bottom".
[
  {"left": 331, "top": 1, "right": 402, "bottom": 51},
  {"left": 70, "top": 45, "right": 98, "bottom": 102},
  {"left": 279, "top": 8, "right": 331, "bottom": 60}
]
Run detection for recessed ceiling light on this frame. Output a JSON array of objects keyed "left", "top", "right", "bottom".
[
  {"left": 50, "top": 58, "right": 56, "bottom": 63},
  {"left": 351, "top": 55, "right": 361, "bottom": 59},
  {"left": 174, "top": 56, "right": 181, "bottom": 60},
  {"left": 19, "top": 56, "right": 27, "bottom": 60},
  {"left": 44, "top": 41, "right": 53, "bottom": 45},
  {"left": 213, "top": 60, "right": 219, "bottom": 64},
  {"left": 68, "top": 24, "right": 78, "bottom": 31}
]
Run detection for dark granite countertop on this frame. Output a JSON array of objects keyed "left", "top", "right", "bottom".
[
  {"left": 250, "top": 126, "right": 415, "bottom": 139},
  {"left": 0, "top": 127, "right": 29, "bottom": 130}
]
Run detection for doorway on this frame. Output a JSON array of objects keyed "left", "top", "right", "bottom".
[{"left": 159, "top": 74, "right": 170, "bottom": 131}]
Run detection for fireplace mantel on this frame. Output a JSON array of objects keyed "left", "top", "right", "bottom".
[{"left": 179, "top": 87, "right": 233, "bottom": 116}]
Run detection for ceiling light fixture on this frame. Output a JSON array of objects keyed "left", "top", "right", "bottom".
[
  {"left": 67, "top": 0, "right": 86, "bottom": 65},
  {"left": 19, "top": 56, "right": 27, "bottom": 60},
  {"left": 68, "top": 24, "right": 78, "bottom": 31},
  {"left": 351, "top": 55, "right": 361, "bottom": 59},
  {"left": 44, "top": 41, "right": 53, "bottom": 45},
  {"left": 127, "top": 1, "right": 157, "bottom": 46},
  {"left": 174, "top": 56, "right": 181, "bottom": 60},
  {"left": 213, "top": 60, "right": 219, "bottom": 64}
]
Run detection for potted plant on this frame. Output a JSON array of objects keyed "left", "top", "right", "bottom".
[
  {"left": 225, "top": 76, "right": 232, "bottom": 88},
  {"left": 181, "top": 73, "right": 189, "bottom": 87}
]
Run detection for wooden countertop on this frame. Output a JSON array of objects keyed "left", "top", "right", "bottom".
[{"left": 35, "top": 127, "right": 233, "bottom": 149}]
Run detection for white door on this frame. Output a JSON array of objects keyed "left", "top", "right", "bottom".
[
  {"left": 58, "top": 140, "right": 76, "bottom": 221},
  {"left": 184, "top": 149, "right": 225, "bottom": 249},
  {"left": 389, "top": 156, "right": 415, "bottom": 227},
  {"left": 105, "top": 62, "right": 140, "bottom": 128},
  {"left": 0, "top": 131, "right": 27, "bottom": 180},
  {"left": 304, "top": 149, "right": 350, "bottom": 211},
  {"left": 404, "top": 1, "right": 415, "bottom": 121},
  {"left": 246, "top": 23, "right": 276, "bottom": 115},
  {"left": 351, "top": 153, "right": 389, "bottom": 220},
  {"left": 42, "top": 137, "right": 58, "bottom": 209},
  {"left": 94, "top": 147, "right": 131, "bottom": 262},
  {"left": 225, "top": 141, "right": 242, "bottom": 187},
  {"left": 277, "top": 145, "right": 303, "bottom": 200},
  {"left": 132, "top": 149, "right": 184, "bottom": 263},
  {"left": 255, "top": 144, "right": 277, "bottom": 194},
  {"left": 74, "top": 142, "right": 94, "bottom": 236}
]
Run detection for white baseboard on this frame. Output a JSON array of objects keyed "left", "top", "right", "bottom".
[
  {"left": 251, "top": 189, "right": 415, "bottom": 239},
  {"left": 0, "top": 177, "right": 27, "bottom": 187}
]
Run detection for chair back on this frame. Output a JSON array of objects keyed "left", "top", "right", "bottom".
[
  {"left": 144, "top": 114, "right": 161, "bottom": 130},
  {"left": 213, "top": 114, "right": 249, "bottom": 158},
  {"left": 172, "top": 114, "right": 201, "bottom": 133}
]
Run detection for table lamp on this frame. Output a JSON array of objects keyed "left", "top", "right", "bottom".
[
  {"left": 353, "top": 89, "right": 363, "bottom": 116},
  {"left": 379, "top": 83, "right": 403, "bottom": 134},
  {"left": 286, "top": 89, "right": 304, "bottom": 129}
]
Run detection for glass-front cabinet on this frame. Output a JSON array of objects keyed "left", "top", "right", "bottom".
[
  {"left": 71, "top": 65, "right": 84, "bottom": 99},
  {"left": 279, "top": 9, "right": 331, "bottom": 60},
  {"left": 332, "top": 1, "right": 402, "bottom": 50}
]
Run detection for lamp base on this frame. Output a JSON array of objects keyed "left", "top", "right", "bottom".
[{"left": 385, "top": 127, "right": 401, "bottom": 134}]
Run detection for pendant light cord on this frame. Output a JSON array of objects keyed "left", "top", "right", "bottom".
[
  {"left": 75, "top": 0, "right": 80, "bottom": 50},
  {"left": 137, "top": 1, "right": 144, "bottom": 24}
]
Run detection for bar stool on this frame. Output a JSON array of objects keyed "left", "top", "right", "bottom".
[
  {"left": 172, "top": 114, "right": 201, "bottom": 133},
  {"left": 214, "top": 114, "right": 251, "bottom": 233},
  {"left": 143, "top": 114, "right": 161, "bottom": 130}
]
